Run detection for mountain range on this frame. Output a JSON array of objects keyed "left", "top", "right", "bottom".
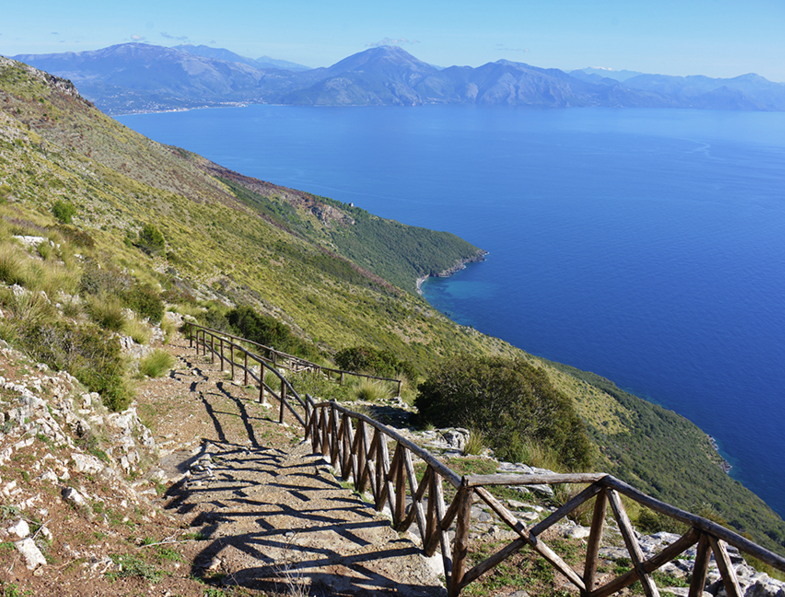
[{"left": 11, "top": 43, "right": 785, "bottom": 114}]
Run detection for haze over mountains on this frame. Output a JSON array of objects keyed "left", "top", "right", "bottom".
[{"left": 11, "top": 42, "right": 785, "bottom": 114}]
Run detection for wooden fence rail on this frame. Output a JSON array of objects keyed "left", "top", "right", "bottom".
[
  {"left": 188, "top": 322, "right": 403, "bottom": 395},
  {"left": 186, "top": 325, "right": 785, "bottom": 597}
]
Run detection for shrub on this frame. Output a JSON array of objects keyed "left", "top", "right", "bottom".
[
  {"left": 137, "top": 223, "right": 165, "bottom": 256},
  {"left": 122, "top": 283, "right": 164, "bottom": 324},
  {"left": 225, "top": 305, "right": 318, "bottom": 360},
  {"left": 85, "top": 294, "right": 126, "bottom": 331},
  {"left": 334, "top": 345, "right": 416, "bottom": 381},
  {"left": 139, "top": 349, "right": 175, "bottom": 378},
  {"left": 415, "top": 354, "right": 593, "bottom": 471},
  {"left": 51, "top": 200, "right": 77, "bottom": 224},
  {"left": 16, "top": 320, "right": 132, "bottom": 411}
]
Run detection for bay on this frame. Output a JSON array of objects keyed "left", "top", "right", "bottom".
[{"left": 117, "top": 105, "right": 785, "bottom": 517}]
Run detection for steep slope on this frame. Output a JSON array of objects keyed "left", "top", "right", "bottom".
[{"left": 2, "top": 56, "right": 785, "bottom": 558}]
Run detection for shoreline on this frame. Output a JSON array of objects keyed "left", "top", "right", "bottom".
[
  {"left": 708, "top": 435, "right": 733, "bottom": 474},
  {"left": 417, "top": 249, "right": 488, "bottom": 295}
]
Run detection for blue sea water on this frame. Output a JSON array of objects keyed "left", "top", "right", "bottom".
[{"left": 117, "top": 105, "right": 785, "bottom": 517}]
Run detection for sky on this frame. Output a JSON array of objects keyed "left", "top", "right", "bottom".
[{"left": 2, "top": 0, "right": 784, "bottom": 82}]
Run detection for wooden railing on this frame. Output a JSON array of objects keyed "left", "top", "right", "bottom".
[
  {"left": 186, "top": 326, "right": 785, "bottom": 597},
  {"left": 188, "top": 323, "right": 403, "bottom": 396},
  {"left": 305, "top": 399, "right": 785, "bottom": 597}
]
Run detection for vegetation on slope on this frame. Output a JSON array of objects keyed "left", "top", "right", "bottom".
[
  {"left": 415, "top": 354, "right": 594, "bottom": 471},
  {"left": 2, "top": 56, "right": 785, "bottom": 556}
]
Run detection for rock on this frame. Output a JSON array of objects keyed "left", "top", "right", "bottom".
[
  {"left": 8, "top": 519, "right": 30, "bottom": 538},
  {"left": 71, "top": 452, "right": 104, "bottom": 475},
  {"left": 441, "top": 428, "right": 470, "bottom": 451},
  {"left": 39, "top": 470, "right": 58, "bottom": 483},
  {"left": 565, "top": 525, "right": 591, "bottom": 540},
  {"left": 62, "top": 487, "right": 87, "bottom": 508},
  {"left": 15, "top": 537, "right": 46, "bottom": 570}
]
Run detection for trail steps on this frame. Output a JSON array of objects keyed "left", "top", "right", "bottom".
[{"left": 146, "top": 335, "right": 445, "bottom": 596}]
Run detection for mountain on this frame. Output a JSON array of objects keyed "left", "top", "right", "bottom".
[
  {"left": 279, "top": 45, "right": 439, "bottom": 105},
  {"left": 621, "top": 72, "right": 785, "bottom": 110},
  {"left": 11, "top": 43, "right": 300, "bottom": 113},
  {"left": 173, "top": 43, "right": 311, "bottom": 71},
  {"left": 572, "top": 67, "right": 646, "bottom": 82},
  {"left": 12, "top": 43, "right": 785, "bottom": 114}
]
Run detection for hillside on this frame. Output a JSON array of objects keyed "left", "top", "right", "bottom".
[
  {"left": 2, "top": 55, "right": 785, "bottom": 560},
  {"left": 11, "top": 43, "right": 785, "bottom": 114}
]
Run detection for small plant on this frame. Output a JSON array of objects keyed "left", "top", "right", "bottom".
[
  {"left": 156, "top": 547, "right": 183, "bottom": 562},
  {"left": 36, "top": 241, "right": 52, "bottom": 260},
  {"left": 463, "top": 429, "right": 485, "bottom": 456},
  {"left": 137, "top": 223, "right": 165, "bottom": 256},
  {"left": 0, "top": 246, "right": 26, "bottom": 285},
  {"left": 85, "top": 294, "right": 126, "bottom": 332},
  {"left": 139, "top": 349, "right": 175, "bottom": 378},
  {"left": 123, "top": 317, "right": 151, "bottom": 345},
  {"left": 107, "top": 553, "right": 165, "bottom": 582}
]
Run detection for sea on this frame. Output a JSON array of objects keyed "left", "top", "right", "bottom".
[{"left": 116, "top": 105, "right": 785, "bottom": 517}]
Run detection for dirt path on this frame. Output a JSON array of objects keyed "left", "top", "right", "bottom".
[{"left": 141, "top": 334, "right": 446, "bottom": 596}]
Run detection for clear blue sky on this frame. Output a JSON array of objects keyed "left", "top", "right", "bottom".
[{"left": 2, "top": 0, "right": 784, "bottom": 81}]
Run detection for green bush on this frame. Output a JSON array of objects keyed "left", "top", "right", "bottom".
[
  {"left": 225, "top": 305, "right": 318, "bottom": 360},
  {"left": 51, "top": 200, "right": 77, "bottom": 224},
  {"left": 137, "top": 223, "right": 165, "bottom": 256},
  {"left": 415, "top": 354, "right": 593, "bottom": 471},
  {"left": 16, "top": 320, "right": 132, "bottom": 411},
  {"left": 334, "top": 345, "right": 416, "bottom": 381},
  {"left": 85, "top": 294, "right": 126, "bottom": 331},
  {"left": 122, "top": 283, "right": 164, "bottom": 324}
]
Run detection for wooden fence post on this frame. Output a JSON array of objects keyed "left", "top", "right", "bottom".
[
  {"left": 210, "top": 333, "right": 215, "bottom": 364},
  {"left": 259, "top": 362, "right": 266, "bottom": 404},
  {"left": 219, "top": 338, "right": 224, "bottom": 370},
  {"left": 279, "top": 378, "right": 286, "bottom": 424},
  {"left": 244, "top": 351, "right": 248, "bottom": 385},
  {"left": 449, "top": 484, "right": 474, "bottom": 597}
]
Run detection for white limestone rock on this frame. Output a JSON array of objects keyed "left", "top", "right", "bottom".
[
  {"left": 8, "top": 519, "right": 30, "bottom": 538},
  {"left": 15, "top": 537, "right": 46, "bottom": 570}
]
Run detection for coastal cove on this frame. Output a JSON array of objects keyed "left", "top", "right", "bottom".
[{"left": 117, "top": 105, "right": 785, "bottom": 517}]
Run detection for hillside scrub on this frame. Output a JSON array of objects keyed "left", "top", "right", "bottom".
[
  {"left": 225, "top": 305, "right": 319, "bottom": 360},
  {"left": 334, "top": 345, "right": 417, "bottom": 381},
  {"left": 415, "top": 354, "right": 594, "bottom": 471}
]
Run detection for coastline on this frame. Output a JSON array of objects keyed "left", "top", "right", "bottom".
[
  {"left": 417, "top": 249, "right": 488, "bottom": 295},
  {"left": 709, "top": 435, "right": 733, "bottom": 474}
]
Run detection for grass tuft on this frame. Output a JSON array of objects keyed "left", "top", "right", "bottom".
[
  {"left": 139, "top": 349, "right": 175, "bottom": 378},
  {"left": 355, "top": 378, "right": 391, "bottom": 402}
]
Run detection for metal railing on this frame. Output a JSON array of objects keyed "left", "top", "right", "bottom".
[{"left": 186, "top": 326, "right": 785, "bottom": 597}]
